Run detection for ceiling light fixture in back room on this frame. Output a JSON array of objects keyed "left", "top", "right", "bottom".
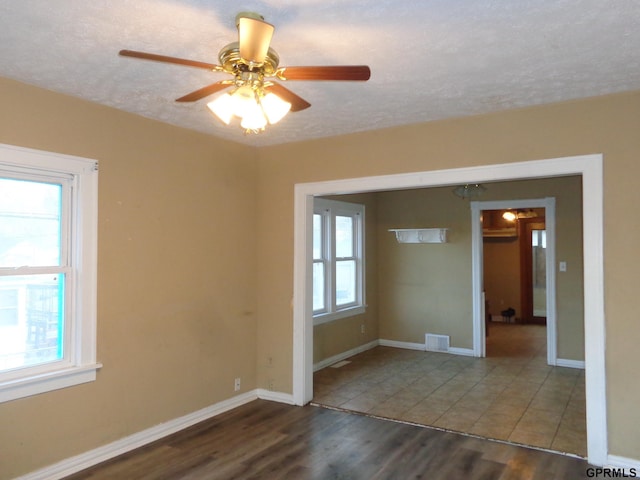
[
  {"left": 452, "top": 184, "right": 487, "bottom": 199},
  {"left": 119, "top": 12, "right": 371, "bottom": 134}
]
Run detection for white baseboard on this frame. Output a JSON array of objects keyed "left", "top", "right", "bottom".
[
  {"left": 313, "top": 340, "right": 379, "bottom": 372},
  {"left": 556, "top": 358, "right": 586, "bottom": 369},
  {"left": 257, "top": 389, "right": 295, "bottom": 405},
  {"left": 16, "top": 390, "right": 264, "bottom": 480},
  {"left": 607, "top": 454, "right": 640, "bottom": 472},
  {"left": 379, "top": 339, "right": 474, "bottom": 358},
  {"left": 378, "top": 339, "right": 425, "bottom": 351},
  {"left": 313, "top": 338, "right": 478, "bottom": 373},
  {"left": 448, "top": 347, "right": 475, "bottom": 357}
]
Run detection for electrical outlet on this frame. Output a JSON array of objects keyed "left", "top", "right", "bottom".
[
  {"left": 234, "top": 377, "right": 241, "bottom": 392},
  {"left": 360, "top": 324, "right": 365, "bottom": 334},
  {"left": 268, "top": 379, "right": 275, "bottom": 391}
]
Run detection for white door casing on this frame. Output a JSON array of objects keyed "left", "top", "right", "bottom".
[{"left": 292, "top": 154, "right": 605, "bottom": 465}]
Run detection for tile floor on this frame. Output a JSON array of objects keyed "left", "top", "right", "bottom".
[{"left": 313, "top": 322, "right": 587, "bottom": 457}]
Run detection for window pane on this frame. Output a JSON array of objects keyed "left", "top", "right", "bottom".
[
  {"left": 335, "top": 216, "right": 353, "bottom": 258},
  {"left": 312, "top": 262, "right": 325, "bottom": 311},
  {"left": 0, "top": 274, "right": 64, "bottom": 373},
  {"left": 0, "top": 178, "right": 62, "bottom": 267},
  {"left": 335, "top": 260, "right": 356, "bottom": 306},
  {"left": 313, "top": 214, "right": 323, "bottom": 260},
  {"left": 0, "top": 288, "right": 19, "bottom": 327}
]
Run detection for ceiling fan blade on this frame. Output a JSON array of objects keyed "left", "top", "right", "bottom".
[
  {"left": 265, "top": 83, "right": 311, "bottom": 112},
  {"left": 176, "top": 82, "right": 231, "bottom": 102},
  {"left": 119, "top": 49, "right": 219, "bottom": 71},
  {"left": 237, "top": 16, "right": 274, "bottom": 64},
  {"left": 277, "top": 66, "right": 371, "bottom": 81}
]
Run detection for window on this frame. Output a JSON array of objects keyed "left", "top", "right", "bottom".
[
  {"left": 0, "top": 143, "right": 99, "bottom": 403},
  {"left": 313, "top": 198, "right": 365, "bottom": 324}
]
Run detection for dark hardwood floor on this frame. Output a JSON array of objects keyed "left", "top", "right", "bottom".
[{"left": 65, "top": 400, "right": 597, "bottom": 480}]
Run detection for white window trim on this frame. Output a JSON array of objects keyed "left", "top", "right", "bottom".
[
  {"left": 0, "top": 143, "right": 100, "bottom": 403},
  {"left": 313, "top": 198, "right": 365, "bottom": 325}
]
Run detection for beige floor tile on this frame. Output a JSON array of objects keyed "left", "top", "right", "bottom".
[
  {"left": 487, "top": 396, "right": 531, "bottom": 413},
  {"left": 340, "top": 392, "right": 389, "bottom": 413},
  {"left": 313, "top": 323, "right": 586, "bottom": 457},
  {"left": 516, "top": 408, "right": 562, "bottom": 435},
  {"left": 403, "top": 382, "right": 440, "bottom": 397},
  {"left": 397, "top": 409, "right": 443, "bottom": 426},
  {"left": 475, "top": 411, "right": 522, "bottom": 427},
  {"left": 454, "top": 395, "right": 495, "bottom": 412},
  {"left": 312, "top": 391, "right": 352, "bottom": 407},
  {"left": 528, "top": 395, "right": 569, "bottom": 414},
  {"left": 552, "top": 426, "right": 588, "bottom": 457},
  {"left": 332, "top": 381, "right": 370, "bottom": 399},
  {"left": 434, "top": 409, "right": 482, "bottom": 432},
  {"left": 369, "top": 401, "right": 412, "bottom": 419},
  {"left": 509, "top": 427, "right": 553, "bottom": 449},
  {"left": 388, "top": 387, "right": 428, "bottom": 406},
  {"left": 502, "top": 382, "right": 540, "bottom": 397},
  {"left": 469, "top": 420, "right": 515, "bottom": 441},
  {"left": 408, "top": 397, "right": 452, "bottom": 416},
  {"left": 399, "top": 399, "right": 450, "bottom": 425},
  {"left": 377, "top": 380, "right": 407, "bottom": 396},
  {"left": 560, "top": 410, "right": 587, "bottom": 432},
  {"left": 479, "top": 374, "right": 515, "bottom": 387},
  {"left": 427, "top": 389, "right": 466, "bottom": 404}
]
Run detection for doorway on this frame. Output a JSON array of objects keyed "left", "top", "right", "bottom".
[
  {"left": 478, "top": 201, "right": 554, "bottom": 363},
  {"left": 470, "top": 198, "right": 557, "bottom": 363},
  {"left": 483, "top": 209, "right": 547, "bottom": 327},
  {"left": 293, "top": 154, "right": 606, "bottom": 465}
]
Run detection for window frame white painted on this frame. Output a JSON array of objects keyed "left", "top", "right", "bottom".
[
  {"left": 293, "top": 154, "right": 606, "bottom": 466},
  {"left": 0, "top": 143, "right": 100, "bottom": 403},
  {"left": 312, "top": 198, "right": 365, "bottom": 325}
]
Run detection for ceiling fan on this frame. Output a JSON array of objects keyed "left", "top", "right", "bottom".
[{"left": 119, "top": 12, "right": 371, "bottom": 134}]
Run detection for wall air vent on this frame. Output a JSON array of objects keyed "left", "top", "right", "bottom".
[{"left": 425, "top": 334, "right": 450, "bottom": 352}]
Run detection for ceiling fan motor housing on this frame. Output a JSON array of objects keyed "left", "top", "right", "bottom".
[{"left": 218, "top": 42, "right": 280, "bottom": 76}]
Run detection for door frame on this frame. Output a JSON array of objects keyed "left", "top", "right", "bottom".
[
  {"left": 470, "top": 197, "right": 556, "bottom": 364},
  {"left": 292, "top": 153, "right": 605, "bottom": 465}
]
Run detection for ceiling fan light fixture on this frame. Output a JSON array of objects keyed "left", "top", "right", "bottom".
[
  {"left": 120, "top": 12, "right": 371, "bottom": 135},
  {"left": 207, "top": 84, "right": 291, "bottom": 133},
  {"left": 261, "top": 92, "right": 291, "bottom": 124},
  {"left": 207, "top": 93, "right": 235, "bottom": 125},
  {"left": 502, "top": 210, "right": 517, "bottom": 222},
  {"left": 230, "top": 85, "right": 258, "bottom": 117},
  {"left": 240, "top": 99, "right": 268, "bottom": 131}
]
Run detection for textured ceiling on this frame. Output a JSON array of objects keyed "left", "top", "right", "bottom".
[{"left": 1, "top": 1, "right": 639, "bottom": 147}]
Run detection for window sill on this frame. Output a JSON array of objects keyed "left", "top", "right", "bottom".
[
  {"left": 313, "top": 306, "right": 366, "bottom": 326},
  {"left": 0, "top": 362, "right": 103, "bottom": 403}
]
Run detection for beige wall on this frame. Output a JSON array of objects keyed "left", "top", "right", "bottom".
[
  {"left": 2, "top": 74, "right": 640, "bottom": 476},
  {"left": 371, "top": 176, "right": 583, "bottom": 358},
  {"left": 376, "top": 187, "right": 474, "bottom": 348},
  {"left": 484, "top": 236, "right": 521, "bottom": 318},
  {"left": 256, "top": 91, "right": 640, "bottom": 459},
  {"left": 0, "top": 78, "right": 258, "bottom": 479},
  {"left": 483, "top": 209, "right": 523, "bottom": 316}
]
